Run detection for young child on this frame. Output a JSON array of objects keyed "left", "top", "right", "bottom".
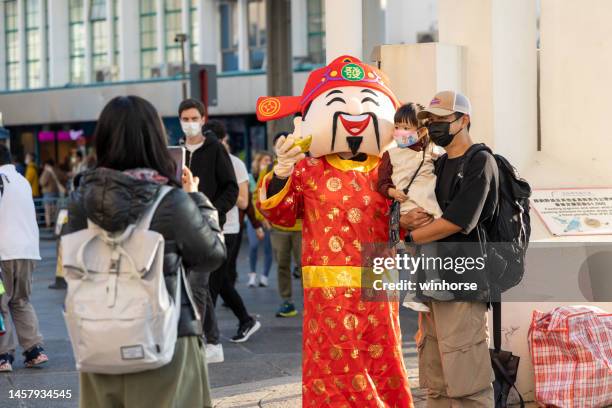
[{"left": 378, "top": 102, "right": 453, "bottom": 312}]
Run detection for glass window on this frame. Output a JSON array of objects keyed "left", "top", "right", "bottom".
[
  {"left": 69, "top": 0, "right": 85, "bottom": 84},
  {"left": 219, "top": 1, "right": 238, "bottom": 71},
  {"left": 5, "top": 0, "right": 20, "bottom": 90},
  {"left": 247, "top": 0, "right": 266, "bottom": 70},
  {"left": 25, "top": 0, "right": 41, "bottom": 88},
  {"left": 164, "top": 0, "right": 183, "bottom": 69},
  {"left": 307, "top": 0, "right": 325, "bottom": 64},
  {"left": 190, "top": 0, "right": 198, "bottom": 62},
  {"left": 140, "top": 0, "right": 158, "bottom": 78}
]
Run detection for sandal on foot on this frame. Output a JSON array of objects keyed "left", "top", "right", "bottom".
[
  {"left": 0, "top": 353, "right": 14, "bottom": 372},
  {"left": 23, "top": 346, "right": 48, "bottom": 368}
]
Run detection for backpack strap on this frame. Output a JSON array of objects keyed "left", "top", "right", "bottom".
[
  {"left": 137, "top": 185, "right": 173, "bottom": 230},
  {"left": 402, "top": 148, "right": 427, "bottom": 195},
  {"left": 450, "top": 143, "right": 492, "bottom": 196}
]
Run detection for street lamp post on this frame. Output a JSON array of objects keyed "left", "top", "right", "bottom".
[{"left": 175, "top": 33, "right": 189, "bottom": 100}]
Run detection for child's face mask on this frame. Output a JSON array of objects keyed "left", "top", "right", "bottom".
[{"left": 393, "top": 129, "right": 420, "bottom": 148}]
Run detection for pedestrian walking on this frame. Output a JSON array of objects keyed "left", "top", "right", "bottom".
[
  {"left": 0, "top": 144, "right": 48, "bottom": 372},
  {"left": 177, "top": 99, "right": 238, "bottom": 363},
  {"left": 247, "top": 152, "right": 273, "bottom": 287},
  {"left": 63, "top": 96, "right": 225, "bottom": 408}
]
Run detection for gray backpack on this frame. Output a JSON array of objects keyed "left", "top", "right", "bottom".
[{"left": 61, "top": 186, "right": 181, "bottom": 374}]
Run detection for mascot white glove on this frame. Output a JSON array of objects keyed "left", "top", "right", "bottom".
[{"left": 273, "top": 117, "right": 306, "bottom": 178}]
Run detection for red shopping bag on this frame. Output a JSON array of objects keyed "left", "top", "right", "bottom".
[{"left": 528, "top": 306, "right": 612, "bottom": 408}]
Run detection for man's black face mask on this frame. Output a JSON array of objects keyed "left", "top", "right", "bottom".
[{"left": 427, "top": 115, "right": 464, "bottom": 147}]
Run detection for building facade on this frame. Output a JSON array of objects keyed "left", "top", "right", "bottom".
[{"left": 0, "top": 0, "right": 435, "bottom": 166}]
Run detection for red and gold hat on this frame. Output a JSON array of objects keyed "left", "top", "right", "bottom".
[{"left": 256, "top": 55, "right": 400, "bottom": 122}]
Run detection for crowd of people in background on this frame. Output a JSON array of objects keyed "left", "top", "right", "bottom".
[{"left": 0, "top": 96, "right": 305, "bottom": 407}]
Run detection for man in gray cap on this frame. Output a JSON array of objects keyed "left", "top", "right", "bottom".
[{"left": 401, "top": 90, "right": 497, "bottom": 407}]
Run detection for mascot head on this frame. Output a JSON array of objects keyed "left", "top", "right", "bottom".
[{"left": 256, "top": 55, "right": 399, "bottom": 158}]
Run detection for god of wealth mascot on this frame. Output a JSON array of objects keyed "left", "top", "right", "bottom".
[{"left": 256, "top": 55, "right": 414, "bottom": 407}]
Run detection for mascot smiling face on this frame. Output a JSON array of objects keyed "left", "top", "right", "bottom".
[{"left": 256, "top": 55, "right": 399, "bottom": 158}]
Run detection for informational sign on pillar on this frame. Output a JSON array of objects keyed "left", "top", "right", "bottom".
[{"left": 189, "top": 64, "right": 218, "bottom": 119}]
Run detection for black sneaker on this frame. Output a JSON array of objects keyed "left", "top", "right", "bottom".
[{"left": 229, "top": 319, "right": 261, "bottom": 343}]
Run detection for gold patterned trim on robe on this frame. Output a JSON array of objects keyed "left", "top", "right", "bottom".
[
  {"left": 302, "top": 265, "right": 362, "bottom": 288},
  {"left": 258, "top": 171, "right": 293, "bottom": 210},
  {"left": 325, "top": 154, "right": 380, "bottom": 173}
]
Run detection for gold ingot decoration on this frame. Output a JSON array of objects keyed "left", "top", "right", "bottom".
[
  {"left": 343, "top": 364, "right": 349, "bottom": 373},
  {"left": 350, "top": 348, "right": 359, "bottom": 359},
  {"left": 342, "top": 195, "right": 351, "bottom": 203},
  {"left": 310, "top": 239, "right": 320, "bottom": 251},
  {"left": 340, "top": 334, "right": 348, "bottom": 341},
  {"left": 388, "top": 376, "right": 401, "bottom": 390},
  {"left": 329, "top": 345, "right": 343, "bottom": 360},
  {"left": 312, "top": 379, "right": 326, "bottom": 395},
  {"left": 308, "top": 319, "right": 318, "bottom": 334},
  {"left": 326, "top": 177, "right": 342, "bottom": 192},
  {"left": 335, "top": 305, "right": 342, "bottom": 312},
  {"left": 341, "top": 225, "right": 350, "bottom": 233},
  {"left": 306, "top": 177, "right": 318, "bottom": 191},
  {"left": 323, "top": 226, "right": 332, "bottom": 233},
  {"left": 347, "top": 208, "right": 362, "bottom": 224},
  {"left": 352, "top": 374, "right": 367, "bottom": 392},
  {"left": 357, "top": 301, "right": 366, "bottom": 311},
  {"left": 345, "top": 255, "right": 352, "bottom": 264},
  {"left": 368, "top": 344, "right": 383, "bottom": 359},
  {"left": 318, "top": 194, "right": 327, "bottom": 204},
  {"left": 321, "top": 255, "right": 329, "bottom": 265},
  {"left": 344, "top": 287, "right": 356, "bottom": 298},
  {"left": 324, "top": 317, "right": 336, "bottom": 329},
  {"left": 322, "top": 287, "right": 337, "bottom": 300},
  {"left": 353, "top": 240, "right": 362, "bottom": 251},
  {"left": 350, "top": 179, "right": 362, "bottom": 191},
  {"left": 343, "top": 314, "right": 359, "bottom": 330},
  {"left": 368, "top": 315, "right": 379, "bottom": 327},
  {"left": 329, "top": 235, "right": 344, "bottom": 252},
  {"left": 323, "top": 365, "right": 332, "bottom": 375},
  {"left": 336, "top": 270, "right": 353, "bottom": 286},
  {"left": 363, "top": 195, "right": 371, "bottom": 205},
  {"left": 292, "top": 134, "right": 312, "bottom": 153},
  {"left": 334, "top": 378, "right": 346, "bottom": 390}
]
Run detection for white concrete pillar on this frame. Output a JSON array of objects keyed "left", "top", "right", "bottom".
[
  {"left": 291, "top": 0, "right": 307, "bottom": 59},
  {"left": 385, "top": 0, "right": 438, "bottom": 45},
  {"left": 106, "top": 0, "right": 114, "bottom": 67},
  {"left": 118, "top": 0, "right": 140, "bottom": 80},
  {"left": 48, "top": 0, "right": 70, "bottom": 86},
  {"left": 438, "top": 0, "right": 537, "bottom": 172},
  {"left": 155, "top": 0, "right": 165, "bottom": 69},
  {"left": 39, "top": 0, "right": 48, "bottom": 87},
  {"left": 0, "top": 4, "right": 7, "bottom": 90},
  {"left": 198, "top": 0, "right": 217, "bottom": 65},
  {"left": 17, "top": 0, "right": 27, "bottom": 89},
  {"left": 237, "top": 0, "right": 249, "bottom": 70},
  {"left": 324, "top": 0, "right": 362, "bottom": 62},
  {"left": 83, "top": 0, "right": 92, "bottom": 83}
]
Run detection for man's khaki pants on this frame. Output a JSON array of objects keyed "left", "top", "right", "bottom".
[
  {"left": 270, "top": 230, "right": 301, "bottom": 301},
  {"left": 0, "top": 260, "right": 44, "bottom": 355},
  {"left": 417, "top": 301, "right": 494, "bottom": 407}
]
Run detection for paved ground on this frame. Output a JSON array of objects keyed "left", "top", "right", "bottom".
[{"left": 0, "top": 237, "right": 530, "bottom": 407}]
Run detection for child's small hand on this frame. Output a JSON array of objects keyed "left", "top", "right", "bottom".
[{"left": 389, "top": 188, "right": 408, "bottom": 203}]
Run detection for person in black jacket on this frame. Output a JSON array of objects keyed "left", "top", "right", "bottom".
[
  {"left": 178, "top": 98, "right": 238, "bottom": 227},
  {"left": 65, "top": 96, "right": 225, "bottom": 408}
]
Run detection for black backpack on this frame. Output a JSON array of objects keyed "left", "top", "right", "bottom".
[{"left": 437, "top": 143, "right": 532, "bottom": 295}]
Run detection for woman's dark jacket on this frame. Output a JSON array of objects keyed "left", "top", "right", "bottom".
[{"left": 63, "top": 168, "right": 226, "bottom": 337}]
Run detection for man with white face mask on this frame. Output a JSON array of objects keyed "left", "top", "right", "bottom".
[{"left": 178, "top": 99, "right": 238, "bottom": 363}]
